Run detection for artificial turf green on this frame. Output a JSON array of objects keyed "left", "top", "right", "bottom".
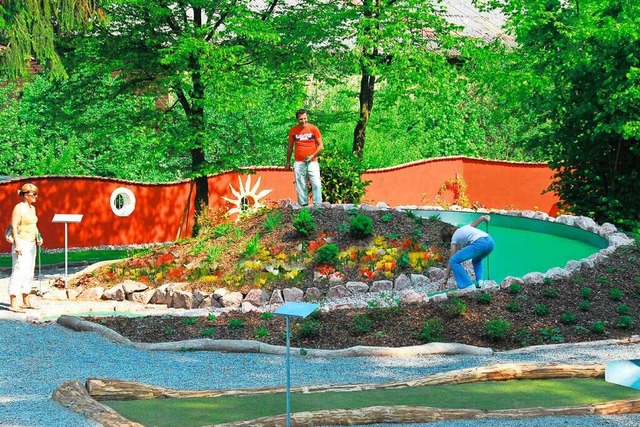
[
  {"left": 0, "top": 248, "right": 137, "bottom": 268},
  {"left": 103, "top": 378, "right": 640, "bottom": 427}
]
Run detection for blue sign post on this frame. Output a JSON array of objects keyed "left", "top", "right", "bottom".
[{"left": 273, "top": 302, "right": 319, "bottom": 427}]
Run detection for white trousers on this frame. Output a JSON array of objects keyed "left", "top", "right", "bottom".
[
  {"left": 293, "top": 161, "right": 322, "bottom": 206},
  {"left": 8, "top": 239, "right": 36, "bottom": 296}
]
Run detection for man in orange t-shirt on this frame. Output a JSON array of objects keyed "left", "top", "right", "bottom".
[{"left": 285, "top": 109, "right": 324, "bottom": 205}]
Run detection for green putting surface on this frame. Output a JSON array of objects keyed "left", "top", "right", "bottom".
[{"left": 413, "top": 210, "right": 608, "bottom": 283}]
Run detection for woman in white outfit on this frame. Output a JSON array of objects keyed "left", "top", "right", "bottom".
[{"left": 8, "top": 183, "right": 42, "bottom": 312}]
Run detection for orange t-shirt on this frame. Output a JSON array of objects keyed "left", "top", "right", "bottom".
[{"left": 288, "top": 124, "right": 322, "bottom": 162}]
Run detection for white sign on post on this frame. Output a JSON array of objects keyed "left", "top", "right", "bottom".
[{"left": 52, "top": 214, "right": 83, "bottom": 287}]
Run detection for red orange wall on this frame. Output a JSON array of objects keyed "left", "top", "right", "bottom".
[{"left": 0, "top": 158, "right": 558, "bottom": 250}]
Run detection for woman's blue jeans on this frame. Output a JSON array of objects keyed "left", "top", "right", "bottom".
[{"left": 450, "top": 236, "right": 495, "bottom": 288}]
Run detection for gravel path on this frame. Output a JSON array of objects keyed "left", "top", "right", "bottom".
[{"left": 2, "top": 318, "right": 640, "bottom": 427}]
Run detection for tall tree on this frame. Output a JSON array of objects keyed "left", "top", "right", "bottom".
[
  {"left": 0, "top": 0, "right": 103, "bottom": 79},
  {"left": 487, "top": 0, "right": 640, "bottom": 229}
]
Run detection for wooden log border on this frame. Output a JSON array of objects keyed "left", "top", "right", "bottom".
[{"left": 52, "top": 363, "right": 640, "bottom": 426}]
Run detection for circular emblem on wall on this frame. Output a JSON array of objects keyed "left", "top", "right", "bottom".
[{"left": 110, "top": 187, "right": 136, "bottom": 217}]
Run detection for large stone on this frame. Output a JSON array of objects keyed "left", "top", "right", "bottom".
[
  {"left": 220, "top": 291, "right": 244, "bottom": 308},
  {"left": 243, "top": 289, "right": 269, "bottom": 307},
  {"left": 121, "top": 280, "right": 148, "bottom": 295},
  {"left": 282, "top": 287, "right": 304, "bottom": 302},
  {"left": 303, "top": 287, "right": 323, "bottom": 302},
  {"left": 76, "top": 287, "right": 104, "bottom": 301},
  {"left": 394, "top": 274, "right": 412, "bottom": 291},
  {"left": 103, "top": 284, "right": 125, "bottom": 301},
  {"left": 171, "top": 290, "right": 197, "bottom": 309},
  {"left": 400, "top": 290, "right": 424, "bottom": 305},
  {"left": 269, "top": 289, "right": 284, "bottom": 305},
  {"left": 500, "top": 276, "right": 524, "bottom": 289},
  {"left": 345, "top": 281, "right": 369, "bottom": 294},
  {"left": 427, "top": 267, "right": 445, "bottom": 282},
  {"left": 369, "top": 280, "right": 393, "bottom": 293},
  {"left": 522, "top": 272, "right": 545, "bottom": 285},
  {"left": 128, "top": 289, "right": 155, "bottom": 304},
  {"left": 241, "top": 301, "right": 259, "bottom": 313},
  {"left": 149, "top": 284, "right": 173, "bottom": 305},
  {"left": 410, "top": 274, "right": 428, "bottom": 287},
  {"left": 544, "top": 267, "right": 571, "bottom": 280},
  {"left": 198, "top": 296, "right": 222, "bottom": 309},
  {"left": 326, "top": 285, "right": 353, "bottom": 300}
]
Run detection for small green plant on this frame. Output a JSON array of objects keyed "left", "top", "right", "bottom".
[
  {"left": 419, "top": 317, "right": 445, "bottom": 343},
  {"left": 201, "top": 327, "right": 215, "bottom": 338},
  {"left": 608, "top": 288, "right": 623, "bottom": 301},
  {"left": 349, "top": 213, "right": 373, "bottom": 238},
  {"left": 443, "top": 294, "right": 467, "bottom": 317},
  {"left": 315, "top": 244, "right": 340, "bottom": 266},
  {"left": 243, "top": 234, "right": 260, "bottom": 258},
  {"left": 254, "top": 325, "right": 269, "bottom": 338},
  {"left": 229, "top": 319, "right": 245, "bottom": 329},
  {"left": 163, "top": 326, "right": 176, "bottom": 336},
  {"left": 346, "top": 207, "right": 359, "bottom": 216},
  {"left": 260, "top": 312, "right": 275, "bottom": 321},
  {"left": 596, "top": 276, "right": 612, "bottom": 286},
  {"left": 617, "top": 304, "right": 630, "bottom": 315},
  {"left": 486, "top": 318, "right": 511, "bottom": 340},
  {"left": 351, "top": 315, "right": 373, "bottom": 335},
  {"left": 590, "top": 320, "right": 606, "bottom": 334},
  {"left": 534, "top": 304, "right": 549, "bottom": 316},
  {"left": 578, "top": 300, "right": 591, "bottom": 312},
  {"left": 264, "top": 211, "right": 283, "bottom": 232},
  {"left": 505, "top": 300, "right": 521, "bottom": 313},
  {"left": 508, "top": 283, "right": 521, "bottom": 295},
  {"left": 428, "top": 214, "right": 441, "bottom": 222},
  {"left": 616, "top": 315, "right": 634, "bottom": 330},
  {"left": 543, "top": 277, "right": 553, "bottom": 286},
  {"left": 213, "top": 222, "right": 233, "bottom": 238},
  {"left": 574, "top": 325, "right": 590, "bottom": 335},
  {"left": 182, "top": 317, "right": 198, "bottom": 326},
  {"left": 380, "top": 213, "right": 394, "bottom": 222},
  {"left": 293, "top": 209, "right": 316, "bottom": 236},
  {"left": 514, "top": 328, "right": 534, "bottom": 347},
  {"left": 337, "top": 222, "right": 349, "bottom": 233},
  {"left": 298, "top": 319, "right": 322, "bottom": 338},
  {"left": 540, "top": 327, "right": 563, "bottom": 342},
  {"left": 207, "top": 314, "right": 217, "bottom": 322},
  {"left": 476, "top": 292, "right": 493, "bottom": 305},
  {"left": 580, "top": 287, "right": 592, "bottom": 300},
  {"left": 541, "top": 287, "right": 559, "bottom": 298},
  {"left": 560, "top": 311, "right": 577, "bottom": 325}
]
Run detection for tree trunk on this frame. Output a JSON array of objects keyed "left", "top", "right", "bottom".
[{"left": 353, "top": 70, "right": 376, "bottom": 158}]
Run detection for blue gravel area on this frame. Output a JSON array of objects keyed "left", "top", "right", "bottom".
[{"left": 2, "top": 320, "right": 640, "bottom": 426}]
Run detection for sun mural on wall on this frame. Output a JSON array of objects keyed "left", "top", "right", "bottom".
[{"left": 222, "top": 175, "right": 273, "bottom": 215}]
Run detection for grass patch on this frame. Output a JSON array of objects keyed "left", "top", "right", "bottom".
[
  {"left": 103, "top": 378, "right": 640, "bottom": 427},
  {"left": 0, "top": 249, "right": 138, "bottom": 268}
]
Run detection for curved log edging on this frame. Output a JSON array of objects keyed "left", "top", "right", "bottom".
[
  {"left": 53, "top": 363, "right": 640, "bottom": 427},
  {"left": 56, "top": 314, "right": 640, "bottom": 358}
]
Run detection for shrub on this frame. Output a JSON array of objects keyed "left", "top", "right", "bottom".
[
  {"left": 315, "top": 243, "right": 340, "bottom": 266},
  {"left": 506, "top": 300, "right": 521, "bottom": 313},
  {"left": 608, "top": 288, "right": 623, "bottom": 301},
  {"left": 349, "top": 214, "right": 373, "bottom": 238},
  {"left": 476, "top": 292, "right": 493, "bottom": 305},
  {"left": 320, "top": 149, "right": 371, "bottom": 204},
  {"left": 419, "top": 317, "right": 445, "bottom": 343},
  {"left": 293, "top": 209, "right": 316, "bottom": 236},
  {"left": 560, "top": 312, "right": 577, "bottom": 325},
  {"left": 535, "top": 304, "right": 549, "bottom": 316},
  {"left": 580, "top": 287, "right": 592, "bottom": 300},
  {"left": 590, "top": 320, "right": 606, "bottom": 334},
  {"left": 381, "top": 214, "right": 393, "bottom": 222},
  {"left": 443, "top": 295, "right": 467, "bottom": 317},
  {"left": 578, "top": 300, "right": 591, "bottom": 312},
  {"left": 298, "top": 319, "right": 322, "bottom": 338},
  {"left": 542, "top": 287, "right": 559, "bottom": 298},
  {"left": 260, "top": 312, "right": 274, "bottom": 321},
  {"left": 617, "top": 315, "right": 634, "bottom": 329},
  {"left": 201, "top": 327, "right": 215, "bottom": 338},
  {"left": 254, "top": 325, "right": 269, "bottom": 338},
  {"left": 508, "top": 283, "right": 521, "bottom": 294},
  {"left": 229, "top": 319, "right": 245, "bottom": 329},
  {"left": 486, "top": 318, "right": 511, "bottom": 341},
  {"left": 617, "top": 304, "right": 630, "bottom": 315},
  {"left": 207, "top": 314, "right": 217, "bottom": 322},
  {"left": 351, "top": 315, "right": 373, "bottom": 335},
  {"left": 264, "top": 211, "right": 283, "bottom": 233},
  {"left": 182, "top": 317, "right": 198, "bottom": 326},
  {"left": 540, "top": 327, "right": 563, "bottom": 342}
]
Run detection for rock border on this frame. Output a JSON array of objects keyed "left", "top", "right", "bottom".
[
  {"left": 43, "top": 204, "right": 635, "bottom": 316},
  {"left": 52, "top": 362, "right": 640, "bottom": 427}
]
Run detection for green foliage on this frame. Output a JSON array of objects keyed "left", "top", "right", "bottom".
[
  {"left": 608, "top": 288, "right": 623, "bottom": 301},
  {"left": 182, "top": 317, "right": 198, "bottom": 326},
  {"left": 442, "top": 295, "right": 467, "bottom": 317},
  {"left": 508, "top": 283, "right": 521, "bottom": 295},
  {"left": 560, "top": 312, "right": 577, "bottom": 325},
  {"left": 419, "top": 317, "right": 445, "bottom": 343},
  {"left": 580, "top": 287, "right": 592, "bottom": 300},
  {"left": 163, "top": 326, "right": 176, "bottom": 336},
  {"left": 539, "top": 327, "right": 563, "bottom": 343},
  {"left": 616, "top": 315, "right": 634, "bottom": 330},
  {"left": 381, "top": 214, "right": 394, "bottom": 223},
  {"left": 298, "top": 319, "right": 322, "bottom": 338},
  {"left": 320, "top": 150, "right": 370, "bottom": 204},
  {"left": 351, "top": 315, "right": 374, "bottom": 336},
  {"left": 534, "top": 304, "right": 549, "bottom": 316},
  {"left": 505, "top": 300, "right": 521, "bottom": 313},
  {"left": 617, "top": 304, "right": 630, "bottom": 315},
  {"left": 590, "top": 321, "right": 606, "bottom": 334},
  {"left": 315, "top": 244, "right": 340, "bottom": 266},
  {"left": 260, "top": 312, "right": 274, "bottom": 321},
  {"left": 254, "top": 326, "right": 269, "bottom": 338},
  {"left": 541, "top": 287, "right": 559, "bottom": 298},
  {"left": 476, "top": 292, "right": 493, "bottom": 305},
  {"left": 349, "top": 214, "right": 374, "bottom": 238},
  {"left": 229, "top": 319, "right": 245, "bottom": 329},
  {"left": 293, "top": 209, "right": 316, "bottom": 236},
  {"left": 201, "top": 327, "right": 215, "bottom": 338},
  {"left": 207, "top": 314, "right": 217, "bottom": 322},
  {"left": 579, "top": 301, "right": 592, "bottom": 312},
  {"left": 264, "top": 211, "right": 283, "bottom": 233},
  {"left": 243, "top": 234, "right": 261, "bottom": 258},
  {"left": 486, "top": 318, "right": 511, "bottom": 341}
]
